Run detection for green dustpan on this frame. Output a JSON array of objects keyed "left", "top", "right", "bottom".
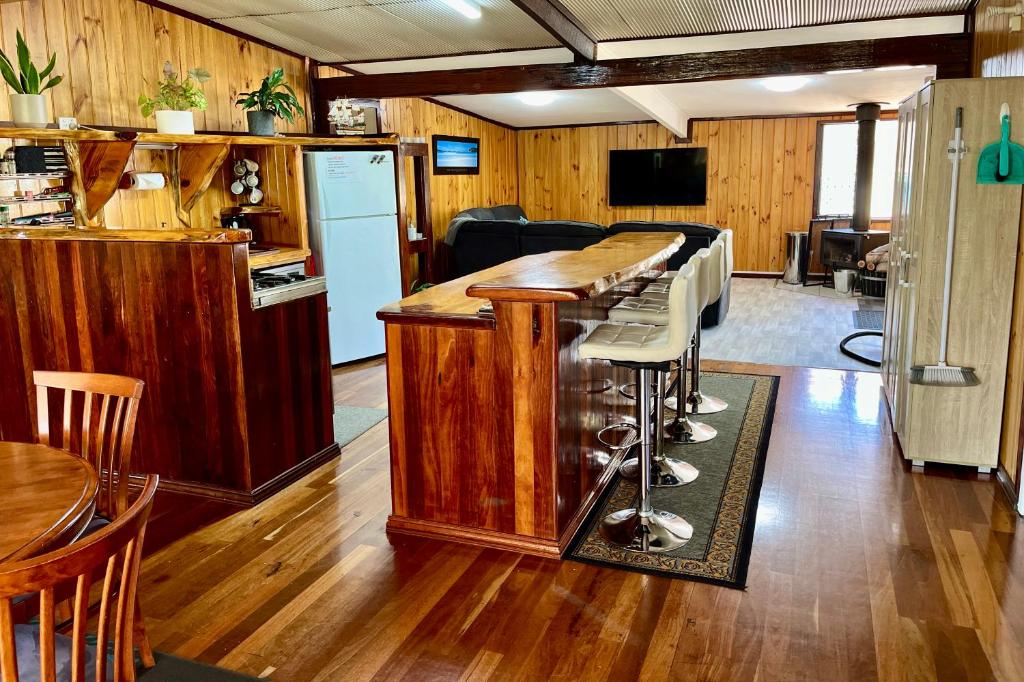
[{"left": 978, "top": 103, "right": 1024, "bottom": 184}]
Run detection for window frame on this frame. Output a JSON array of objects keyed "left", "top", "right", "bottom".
[{"left": 812, "top": 118, "right": 897, "bottom": 221}]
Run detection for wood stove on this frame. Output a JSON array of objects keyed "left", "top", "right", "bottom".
[{"left": 820, "top": 227, "right": 889, "bottom": 270}]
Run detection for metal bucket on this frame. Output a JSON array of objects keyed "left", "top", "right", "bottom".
[
  {"left": 833, "top": 269, "right": 857, "bottom": 295},
  {"left": 782, "top": 231, "right": 807, "bottom": 284}
]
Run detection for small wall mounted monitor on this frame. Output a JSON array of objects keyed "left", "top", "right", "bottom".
[
  {"left": 609, "top": 148, "right": 708, "bottom": 206},
  {"left": 433, "top": 135, "right": 480, "bottom": 175}
]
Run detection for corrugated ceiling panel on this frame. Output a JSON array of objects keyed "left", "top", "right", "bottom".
[
  {"left": 560, "top": 0, "right": 972, "bottom": 41},
  {"left": 215, "top": 15, "right": 347, "bottom": 61},
  {"left": 159, "top": 0, "right": 557, "bottom": 61}
]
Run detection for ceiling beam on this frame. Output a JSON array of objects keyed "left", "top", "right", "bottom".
[
  {"left": 316, "top": 33, "right": 970, "bottom": 100},
  {"left": 507, "top": 0, "right": 597, "bottom": 62},
  {"left": 611, "top": 87, "right": 689, "bottom": 138}
]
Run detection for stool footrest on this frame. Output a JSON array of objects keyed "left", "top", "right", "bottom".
[{"left": 597, "top": 423, "right": 640, "bottom": 452}]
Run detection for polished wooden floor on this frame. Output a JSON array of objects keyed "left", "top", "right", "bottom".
[{"left": 138, "top": 359, "right": 1024, "bottom": 681}]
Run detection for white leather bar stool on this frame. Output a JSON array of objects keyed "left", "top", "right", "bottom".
[
  {"left": 580, "top": 264, "right": 700, "bottom": 553},
  {"left": 683, "top": 232, "right": 732, "bottom": 414},
  {"left": 610, "top": 250, "right": 717, "bottom": 446}
]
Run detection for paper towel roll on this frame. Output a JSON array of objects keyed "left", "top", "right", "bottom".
[{"left": 123, "top": 172, "right": 166, "bottom": 190}]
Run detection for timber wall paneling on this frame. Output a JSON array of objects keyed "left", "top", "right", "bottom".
[
  {"left": 515, "top": 115, "right": 890, "bottom": 273},
  {"left": 2, "top": 0, "right": 312, "bottom": 230}
]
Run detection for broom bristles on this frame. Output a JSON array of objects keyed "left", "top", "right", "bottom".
[{"left": 909, "top": 364, "right": 980, "bottom": 387}]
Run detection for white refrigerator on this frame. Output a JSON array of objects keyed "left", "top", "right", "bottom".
[{"left": 304, "top": 150, "right": 402, "bottom": 365}]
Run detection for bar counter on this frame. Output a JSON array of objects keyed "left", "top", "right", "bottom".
[
  {"left": 0, "top": 228, "right": 336, "bottom": 513},
  {"left": 377, "top": 233, "right": 684, "bottom": 557}
]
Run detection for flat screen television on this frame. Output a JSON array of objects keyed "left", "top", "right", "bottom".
[
  {"left": 433, "top": 135, "right": 480, "bottom": 175},
  {"left": 609, "top": 148, "right": 708, "bottom": 206}
]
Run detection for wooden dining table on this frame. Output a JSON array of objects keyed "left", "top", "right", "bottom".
[{"left": 0, "top": 442, "right": 99, "bottom": 562}]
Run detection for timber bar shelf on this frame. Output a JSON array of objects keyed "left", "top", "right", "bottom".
[{"left": 0, "top": 127, "right": 400, "bottom": 228}]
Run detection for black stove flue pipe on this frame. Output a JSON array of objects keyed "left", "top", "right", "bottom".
[{"left": 852, "top": 103, "right": 882, "bottom": 232}]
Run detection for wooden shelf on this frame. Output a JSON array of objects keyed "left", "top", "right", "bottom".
[
  {"left": 0, "top": 127, "right": 400, "bottom": 148},
  {"left": 0, "top": 173, "right": 69, "bottom": 180},
  {"left": 408, "top": 238, "right": 429, "bottom": 254},
  {"left": 0, "top": 195, "right": 71, "bottom": 204},
  {"left": 221, "top": 205, "right": 282, "bottom": 217},
  {"left": 249, "top": 246, "right": 310, "bottom": 269}
]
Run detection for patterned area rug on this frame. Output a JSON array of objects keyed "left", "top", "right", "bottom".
[{"left": 567, "top": 372, "right": 779, "bottom": 589}]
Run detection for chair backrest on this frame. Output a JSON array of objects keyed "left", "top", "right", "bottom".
[
  {"left": 704, "top": 239, "right": 725, "bottom": 304},
  {"left": 0, "top": 475, "right": 158, "bottom": 682},
  {"left": 666, "top": 263, "right": 699, "bottom": 358},
  {"left": 687, "top": 248, "right": 712, "bottom": 311},
  {"left": 720, "top": 229, "right": 734, "bottom": 278},
  {"left": 34, "top": 371, "right": 145, "bottom": 519}
]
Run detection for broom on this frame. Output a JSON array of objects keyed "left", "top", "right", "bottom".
[{"left": 910, "top": 107, "right": 980, "bottom": 387}]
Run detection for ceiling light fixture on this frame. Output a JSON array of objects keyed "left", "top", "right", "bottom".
[
  {"left": 441, "top": 0, "right": 481, "bottom": 19},
  {"left": 826, "top": 69, "right": 865, "bottom": 75},
  {"left": 517, "top": 91, "right": 558, "bottom": 106},
  {"left": 761, "top": 76, "right": 810, "bottom": 92}
]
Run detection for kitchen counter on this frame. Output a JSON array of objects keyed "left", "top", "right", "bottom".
[
  {"left": 0, "top": 227, "right": 251, "bottom": 243},
  {"left": 0, "top": 230, "right": 336, "bottom": 534},
  {"left": 377, "top": 233, "right": 684, "bottom": 557}
]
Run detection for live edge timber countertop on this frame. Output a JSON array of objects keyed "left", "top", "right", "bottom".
[
  {"left": 0, "top": 228, "right": 251, "bottom": 243},
  {"left": 377, "top": 232, "right": 684, "bottom": 328}
]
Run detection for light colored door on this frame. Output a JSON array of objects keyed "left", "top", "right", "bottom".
[{"left": 321, "top": 214, "right": 402, "bottom": 364}]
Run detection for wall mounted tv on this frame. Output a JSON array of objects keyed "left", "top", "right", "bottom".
[
  {"left": 609, "top": 148, "right": 708, "bottom": 206},
  {"left": 433, "top": 135, "right": 480, "bottom": 175}
]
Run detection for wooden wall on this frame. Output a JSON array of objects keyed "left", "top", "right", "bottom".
[
  {"left": 974, "top": 0, "right": 1024, "bottom": 492},
  {"left": 379, "top": 98, "right": 519, "bottom": 242},
  {"left": 516, "top": 115, "right": 892, "bottom": 273},
  {"left": 3, "top": 0, "right": 312, "bottom": 230}
]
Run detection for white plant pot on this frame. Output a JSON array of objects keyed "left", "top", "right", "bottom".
[
  {"left": 155, "top": 110, "right": 195, "bottom": 135},
  {"left": 10, "top": 94, "right": 48, "bottom": 128}
]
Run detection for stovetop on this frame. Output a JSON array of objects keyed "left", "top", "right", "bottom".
[{"left": 252, "top": 271, "right": 309, "bottom": 291}]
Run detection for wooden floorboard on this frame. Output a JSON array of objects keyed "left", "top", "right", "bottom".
[{"left": 138, "top": 359, "right": 1024, "bottom": 681}]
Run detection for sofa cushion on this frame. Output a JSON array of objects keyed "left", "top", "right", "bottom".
[
  {"left": 449, "top": 219, "right": 523, "bottom": 278},
  {"left": 519, "top": 221, "right": 606, "bottom": 255}
]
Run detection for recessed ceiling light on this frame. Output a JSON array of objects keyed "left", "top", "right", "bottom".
[
  {"left": 761, "top": 76, "right": 810, "bottom": 92},
  {"left": 517, "top": 91, "right": 558, "bottom": 106},
  {"left": 876, "top": 65, "right": 914, "bottom": 71},
  {"left": 441, "top": 0, "right": 481, "bottom": 19},
  {"left": 826, "top": 69, "right": 865, "bottom": 75}
]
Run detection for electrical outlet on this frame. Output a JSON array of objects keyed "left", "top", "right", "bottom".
[
  {"left": 1012, "top": 15, "right": 1022, "bottom": 32},
  {"left": 57, "top": 117, "right": 78, "bottom": 130}
]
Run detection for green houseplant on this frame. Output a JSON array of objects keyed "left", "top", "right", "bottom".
[
  {"left": 0, "top": 31, "right": 62, "bottom": 128},
  {"left": 235, "top": 68, "right": 305, "bottom": 136},
  {"left": 139, "top": 61, "right": 211, "bottom": 135}
]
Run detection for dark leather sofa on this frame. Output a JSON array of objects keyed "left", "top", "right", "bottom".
[{"left": 444, "top": 206, "right": 729, "bottom": 326}]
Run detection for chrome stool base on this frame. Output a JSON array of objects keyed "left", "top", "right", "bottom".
[
  {"left": 669, "top": 416, "right": 717, "bottom": 444},
  {"left": 686, "top": 391, "right": 728, "bottom": 415},
  {"left": 619, "top": 456, "right": 699, "bottom": 487},
  {"left": 599, "top": 508, "right": 693, "bottom": 553}
]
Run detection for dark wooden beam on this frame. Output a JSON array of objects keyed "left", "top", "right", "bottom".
[
  {"left": 508, "top": 0, "right": 597, "bottom": 62},
  {"left": 316, "top": 33, "right": 971, "bottom": 100}
]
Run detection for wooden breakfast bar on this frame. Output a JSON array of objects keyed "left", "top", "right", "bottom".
[{"left": 377, "top": 232, "right": 685, "bottom": 557}]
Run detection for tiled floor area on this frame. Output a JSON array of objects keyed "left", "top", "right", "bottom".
[{"left": 702, "top": 277, "right": 884, "bottom": 372}]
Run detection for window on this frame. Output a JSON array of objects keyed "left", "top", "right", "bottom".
[{"left": 815, "top": 120, "right": 898, "bottom": 219}]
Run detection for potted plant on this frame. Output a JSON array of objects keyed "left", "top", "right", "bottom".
[
  {"left": 139, "top": 61, "right": 211, "bottom": 135},
  {"left": 235, "top": 68, "right": 305, "bottom": 136},
  {"left": 0, "top": 31, "right": 62, "bottom": 128}
]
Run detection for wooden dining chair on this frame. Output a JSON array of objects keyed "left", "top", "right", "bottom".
[
  {"left": 0, "top": 475, "right": 158, "bottom": 682},
  {"left": 33, "top": 371, "right": 145, "bottom": 521},
  {"left": 32, "top": 370, "right": 155, "bottom": 669}
]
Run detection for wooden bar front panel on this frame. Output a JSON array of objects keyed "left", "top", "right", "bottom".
[
  {"left": 0, "top": 238, "right": 337, "bottom": 504},
  {"left": 384, "top": 292, "right": 636, "bottom": 555}
]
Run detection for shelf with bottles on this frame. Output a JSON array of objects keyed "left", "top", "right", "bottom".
[
  {"left": 0, "top": 172, "right": 69, "bottom": 181},
  {"left": 0, "top": 192, "right": 72, "bottom": 204}
]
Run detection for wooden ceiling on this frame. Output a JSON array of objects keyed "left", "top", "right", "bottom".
[{"left": 153, "top": 0, "right": 973, "bottom": 64}]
